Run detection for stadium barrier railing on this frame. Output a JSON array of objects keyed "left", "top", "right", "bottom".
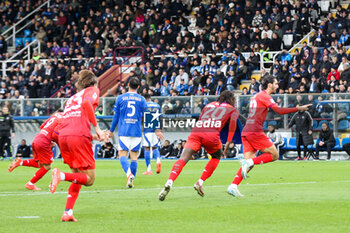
[{"left": 2, "top": 92, "right": 350, "bottom": 134}]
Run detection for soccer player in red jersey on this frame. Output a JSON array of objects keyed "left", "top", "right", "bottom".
[
  {"left": 49, "top": 70, "right": 105, "bottom": 222},
  {"left": 227, "top": 76, "right": 311, "bottom": 197},
  {"left": 8, "top": 110, "right": 63, "bottom": 191},
  {"left": 159, "top": 91, "right": 240, "bottom": 201}
]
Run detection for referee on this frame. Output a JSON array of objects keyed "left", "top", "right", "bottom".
[{"left": 0, "top": 106, "right": 15, "bottom": 159}]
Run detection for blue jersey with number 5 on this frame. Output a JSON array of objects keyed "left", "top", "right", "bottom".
[{"left": 110, "top": 92, "right": 147, "bottom": 137}]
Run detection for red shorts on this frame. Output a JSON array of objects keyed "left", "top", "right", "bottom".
[
  {"left": 59, "top": 135, "right": 95, "bottom": 170},
  {"left": 184, "top": 133, "right": 222, "bottom": 155},
  {"left": 242, "top": 132, "right": 273, "bottom": 153},
  {"left": 32, "top": 134, "right": 53, "bottom": 164}
]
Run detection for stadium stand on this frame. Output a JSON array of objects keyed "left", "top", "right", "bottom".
[
  {"left": 1, "top": 0, "right": 350, "bottom": 159},
  {"left": 0, "top": 0, "right": 349, "bottom": 100}
]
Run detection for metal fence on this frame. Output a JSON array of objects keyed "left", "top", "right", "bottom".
[{"left": 2, "top": 93, "right": 350, "bottom": 130}]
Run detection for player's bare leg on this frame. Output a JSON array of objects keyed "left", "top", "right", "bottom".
[
  {"left": 25, "top": 163, "right": 51, "bottom": 191},
  {"left": 59, "top": 168, "right": 95, "bottom": 222},
  {"left": 158, "top": 148, "right": 194, "bottom": 201},
  {"left": 227, "top": 151, "right": 256, "bottom": 197},
  {"left": 228, "top": 146, "right": 278, "bottom": 197},
  {"left": 194, "top": 149, "right": 222, "bottom": 197},
  {"left": 8, "top": 158, "right": 51, "bottom": 191},
  {"left": 241, "top": 145, "right": 278, "bottom": 179}
]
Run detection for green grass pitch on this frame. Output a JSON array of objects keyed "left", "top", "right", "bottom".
[{"left": 1, "top": 159, "right": 350, "bottom": 233}]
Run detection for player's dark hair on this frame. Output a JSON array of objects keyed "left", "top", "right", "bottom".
[
  {"left": 143, "top": 93, "right": 151, "bottom": 100},
  {"left": 76, "top": 70, "right": 98, "bottom": 91},
  {"left": 129, "top": 77, "right": 140, "bottom": 89},
  {"left": 217, "top": 90, "right": 235, "bottom": 106},
  {"left": 261, "top": 75, "right": 277, "bottom": 90}
]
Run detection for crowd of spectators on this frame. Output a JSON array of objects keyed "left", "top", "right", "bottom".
[{"left": 0, "top": 0, "right": 350, "bottom": 101}]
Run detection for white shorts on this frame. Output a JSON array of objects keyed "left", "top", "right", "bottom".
[
  {"left": 118, "top": 137, "right": 142, "bottom": 152},
  {"left": 142, "top": 132, "right": 160, "bottom": 147}
]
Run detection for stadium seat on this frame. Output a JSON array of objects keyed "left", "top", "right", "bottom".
[
  {"left": 94, "top": 144, "right": 102, "bottom": 158},
  {"left": 342, "top": 138, "right": 350, "bottom": 147},
  {"left": 283, "top": 34, "right": 293, "bottom": 47},
  {"left": 334, "top": 138, "right": 342, "bottom": 150},
  {"left": 285, "top": 137, "right": 297, "bottom": 150},
  {"left": 281, "top": 137, "right": 288, "bottom": 149},
  {"left": 15, "top": 38, "right": 23, "bottom": 47},
  {"left": 269, "top": 120, "right": 277, "bottom": 126},
  {"left": 313, "top": 120, "right": 318, "bottom": 129},
  {"left": 315, "top": 138, "right": 341, "bottom": 150},
  {"left": 329, "top": 122, "right": 333, "bottom": 129},
  {"left": 24, "top": 37, "right": 32, "bottom": 44},
  {"left": 263, "top": 121, "right": 268, "bottom": 130},
  {"left": 338, "top": 120, "right": 349, "bottom": 130},
  {"left": 24, "top": 29, "right": 31, "bottom": 37}
]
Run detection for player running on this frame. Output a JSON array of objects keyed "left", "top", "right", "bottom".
[
  {"left": 49, "top": 70, "right": 105, "bottom": 222},
  {"left": 8, "top": 110, "right": 63, "bottom": 191},
  {"left": 142, "top": 93, "right": 164, "bottom": 175},
  {"left": 159, "top": 90, "right": 241, "bottom": 201},
  {"left": 108, "top": 77, "right": 147, "bottom": 188},
  {"left": 227, "top": 75, "right": 311, "bottom": 197}
]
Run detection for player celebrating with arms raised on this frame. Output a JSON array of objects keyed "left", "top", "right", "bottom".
[
  {"left": 227, "top": 75, "right": 311, "bottom": 197},
  {"left": 50, "top": 70, "right": 104, "bottom": 222},
  {"left": 108, "top": 77, "right": 147, "bottom": 188},
  {"left": 159, "top": 90, "right": 241, "bottom": 201},
  {"left": 142, "top": 93, "right": 164, "bottom": 175}
]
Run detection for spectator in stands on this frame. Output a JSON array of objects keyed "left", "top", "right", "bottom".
[
  {"left": 248, "top": 78, "right": 260, "bottom": 94},
  {"left": 160, "top": 140, "right": 173, "bottom": 158},
  {"left": 97, "top": 142, "right": 115, "bottom": 159},
  {"left": 16, "top": 139, "right": 31, "bottom": 158},
  {"left": 1, "top": 0, "right": 350, "bottom": 102},
  {"left": 225, "top": 142, "right": 239, "bottom": 159},
  {"left": 0, "top": 35, "right": 6, "bottom": 55},
  {"left": 172, "top": 140, "right": 183, "bottom": 158},
  {"left": 315, "top": 122, "right": 335, "bottom": 160},
  {"left": 288, "top": 105, "right": 314, "bottom": 160}
]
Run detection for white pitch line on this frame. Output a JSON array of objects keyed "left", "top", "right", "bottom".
[
  {"left": 16, "top": 216, "right": 40, "bottom": 219},
  {"left": 1, "top": 180, "right": 350, "bottom": 197}
]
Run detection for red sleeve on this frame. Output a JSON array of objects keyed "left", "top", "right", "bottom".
[
  {"left": 327, "top": 73, "right": 331, "bottom": 81},
  {"left": 82, "top": 99, "right": 97, "bottom": 126},
  {"left": 227, "top": 109, "right": 239, "bottom": 142},
  {"left": 84, "top": 87, "right": 100, "bottom": 110},
  {"left": 40, "top": 116, "right": 52, "bottom": 129},
  {"left": 271, "top": 105, "right": 298, "bottom": 115}
]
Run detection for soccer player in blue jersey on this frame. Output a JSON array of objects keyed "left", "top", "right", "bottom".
[
  {"left": 108, "top": 77, "right": 147, "bottom": 188},
  {"left": 142, "top": 94, "right": 164, "bottom": 175}
]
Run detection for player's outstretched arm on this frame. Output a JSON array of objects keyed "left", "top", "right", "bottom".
[
  {"left": 297, "top": 104, "right": 312, "bottom": 111},
  {"left": 224, "top": 111, "right": 239, "bottom": 156},
  {"left": 271, "top": 105, "right": 298, "bottom": 115}
]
